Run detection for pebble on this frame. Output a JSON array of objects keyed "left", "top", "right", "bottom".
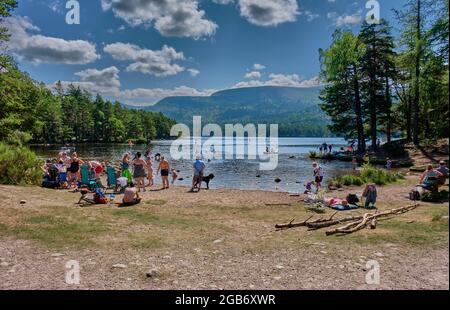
[
  {"left": 275, "top": 265, "right": 284, "bottom": 270},
  {"left": 146, "top": 269, "right": 159, "bottom": 278},
  {"left": 374, "top": 252, "right": 385, "bottom": 258},
  {"left": 112, "top": 264, "right": 127, "bottom": 269},
  {"left": 51, "top": 253, "right": 65, "bottom": 257},
  {"left": 320, "top": 251, "right": 328, "bottom": 254},
  {"left": 20, "top": 200, "right": 27, "bottom": 204},
  {"left": 274, "top": 276, "right": 282, "bottom": 281},
  {"left": 0, "top": 262, "right": 9, "bottom": 267},
  {"left": 213, "top": 239, "right": 223, "bottom": 244}
]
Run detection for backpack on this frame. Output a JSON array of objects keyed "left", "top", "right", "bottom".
[
  {"left": 346, "top": 194, "right": 359, "bottom": 205},
  {"left": 409, "top": 189, "right": 421, "bottom": 201}
]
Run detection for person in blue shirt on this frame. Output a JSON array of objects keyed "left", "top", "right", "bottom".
[{"left": 190, "top": 156, "right": 206, "bottom": 192}]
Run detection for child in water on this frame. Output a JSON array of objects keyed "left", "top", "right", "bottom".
[{"left": 171, "top": 169, "right": 179, "bottom": 184}]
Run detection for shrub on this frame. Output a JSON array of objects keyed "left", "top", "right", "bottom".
[
  {"left": 328, "top": 164, "right": 402, "bottom": 187},
  {"left": 421, "top": 190, "right": 449, "bottom": 203},
  {"left": 0, "top": 142, "right": 43, "bottom": 185},
  {"left": 309, "top": 151, "right": 317, "bottom": 159}
]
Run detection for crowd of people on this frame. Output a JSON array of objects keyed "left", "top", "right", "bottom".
[{"left": 41, "top": 148, "right": 212, "bottom": 205}]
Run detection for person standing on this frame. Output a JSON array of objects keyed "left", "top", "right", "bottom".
[
  {"left": 190, "top": 156, "right": 206, "bottom": 192},
  {"left": 144, "top": 151, "right": 154, "bottom": 187},
  {"left": 132, "top": 152, "right": 146, "bottom": 192},
  {"left": 157, "top": 156, "right": 171, "bottom": 190},
  {"left": 312, "top": 162, "right": 323, "bottom": 191}
]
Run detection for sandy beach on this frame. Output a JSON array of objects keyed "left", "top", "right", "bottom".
[{"left": 0, "top": 173, "right": 448, "bottom": 290}]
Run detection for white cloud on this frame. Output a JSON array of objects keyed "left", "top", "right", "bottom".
[
  {"left": 234, "top": 74, "right": 322, "bottom": 88},
  {"left": 336, "top": 13, "right": 362, "bottom": 26},
  {"left": 253, "top": 63, "right": 266, "bottom": 70},
  {"left": 188, "top": 68, "right": 200, "bottom": 77},
  {"left": 4, "top": 16, "right": 100, "bottom": 64},
  {"left": 101, "top": 0, "right": 217, "bottom": 39},
  {"left": 238, "top": 0, "right": 299, "bottom": 27},
  {"left": 245, "top": 71, "right": 262, "bottom": 79},
  {"left": 301, "top": 10, "right": 320, "bottom": 22},
  {"left": 104, "top": 43, "right": 185, "bottom": 77},
  {"left": 212, "top": 0, "right": 234, "bottom": 4}
]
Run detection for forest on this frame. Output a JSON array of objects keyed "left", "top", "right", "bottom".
[
  {"left": 0, "top": 2, "right": 175, "bottom": 146},
  {"left": 319, "top": 0, "right": 449, "bottom": 153}
]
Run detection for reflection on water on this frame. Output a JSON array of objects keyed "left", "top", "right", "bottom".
[{"left": 32, "top": 138, "right": 352, "bottom": 193}]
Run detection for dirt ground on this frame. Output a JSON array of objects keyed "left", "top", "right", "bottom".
[{"left": 0, "top": 174, "right": 448, "bottom": 290}]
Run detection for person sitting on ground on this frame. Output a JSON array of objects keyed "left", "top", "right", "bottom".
[
  {"left": 191, "top": 156, "right": 206, "bottom": 192},
  {"left": 419, "top": 165, "right": 443, "bottom": 192},
  {"left": 437, "top": 161, "right": 449, "bottom": 186},
  {"left": 386, "top": 157, "right": 393, "bottom": 170},
  {"left": 362, "top": 183, "right": 377, "bottom": 209},
  {"left": 122, "top": 183, "right": 141, "bottom": 207}
]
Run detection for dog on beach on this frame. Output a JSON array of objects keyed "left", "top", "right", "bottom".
[{"left": 194, "top": 173, "right": 215, "bottom": 190}]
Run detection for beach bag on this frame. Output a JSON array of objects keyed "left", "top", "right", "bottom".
[
  {"left": 409, "top": 189, "right": 421, "bottom": 201},
  {"left": 346, "top": 194, "right": 359, "bottom": 205}
]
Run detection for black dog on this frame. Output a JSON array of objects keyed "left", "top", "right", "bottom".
[{"left": 194, "top": 174, "right": 215, "bottom": 190}]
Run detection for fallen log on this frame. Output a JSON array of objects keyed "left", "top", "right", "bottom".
[
  {"left": 326, "top": 204, "right": 418, "bottom": 236},
  {"left": 306, "top": 215, "right": 364, "bottom": 230},
  {"left": 275, "top": 216, "right": 314, "bottom": 230}
]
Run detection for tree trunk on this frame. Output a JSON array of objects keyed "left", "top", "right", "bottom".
[
  {"left": 385, "top": 77, "right": 392, "bottom": 143},
  {"left": 353, "top": 66, "right": 366, "bottom": 153},
  {"left": 406, "top": 92, "right": 412, "bottom": 142},
  {"left": 413, "top": 0, "right": 422, "bottom": 146}
]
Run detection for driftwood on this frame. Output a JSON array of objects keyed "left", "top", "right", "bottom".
[
  {"left": 325, "top": 205, "right": 418, "bottom": 236},
  {"left": 275, "top": 204, "right": 419, "bottom": 235}
]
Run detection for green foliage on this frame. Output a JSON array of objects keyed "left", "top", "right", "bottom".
[
  {"left": 421, "top": 190, "right": 449, "bottom": 203},
  {"left": 0, "top": 57, "right": 176, "bottom": 144},
  {"left": 329, "top": 164, "right": 402, "bottom": 187},
  {"left": 0, "top": 142, "right": 42, "bottom": 185}
]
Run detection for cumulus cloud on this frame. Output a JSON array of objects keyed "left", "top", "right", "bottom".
[
  {"left": 238, "top": 0, "right": 299, "bottom": 27},
  {"left": 245, "top": 71, "right": 262, "bottom": 79},
  {"left": 4, "top": 16, "right": 100, "bottom": 64},
  {"left": 234, "top": 74, "right": 322, "bottom": 88},
  {"left": 52, "top": 66, "right": 215, "bottom": 104},
  {"left": 104, "top": 43, "right": 185, "bottom": 77},
  {"left": 100, "top": 0, "right": 217, "bottom": 38}
]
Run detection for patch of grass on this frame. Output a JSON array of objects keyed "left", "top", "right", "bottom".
[
  {"left": 4, "top": 214, "right": 110, "bottom": 249},
  {"left": 145, "top": 199, "right": 167, "bottom": 206},
  {"left": 127, "top": 233, "right": 165, "bottom": 249},
  {"left": 305, "top": 204, "right": 326, "bottom": 214}
]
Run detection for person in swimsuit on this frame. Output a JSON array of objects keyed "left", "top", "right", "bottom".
[
  {"left": 157, "top": 156, "right": 170, "bottom": 190},
  {"left": 121, "top": 153, "right": 132, "bottom": 184},
  {"left": 122, "top": 183, "right": 141, "bottom": 207},
  {"left": 144, "top": 150, "right": 154, "bottom": 187},
  {"left": 132, "top": 152, "right": 146, "bottom": 192},
  {"left": 68, "top": 152, "right": 83, "bottom": 188}
]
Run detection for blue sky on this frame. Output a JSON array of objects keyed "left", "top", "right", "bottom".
[{"left": 6, "top": 0, "right": 405, "bottom": 105}]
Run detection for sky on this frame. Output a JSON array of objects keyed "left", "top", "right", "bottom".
[{"left": 5, "top": 0, "right": 406, "bottom": 105}]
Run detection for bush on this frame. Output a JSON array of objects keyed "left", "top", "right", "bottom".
[
  {"left": 328, "top": 164, "right": 402, "bottom": 187},
  {"left": 0, "top": 142, "right": 43, "bottom": 185},
  {"left": 309, "top": 151, "right": 317, "bottom": 159},
  {"left": 421, "top": 190, "right": 449, "bottom": 203}
]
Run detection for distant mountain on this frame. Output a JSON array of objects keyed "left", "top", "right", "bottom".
[{"left": 135, "top": 86, "right": 331, "bottom": 137}]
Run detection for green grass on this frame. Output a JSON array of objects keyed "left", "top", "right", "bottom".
[
  {"left": 329, "top": 164, "right": 404, "bottom": 187},
  {"left": 1, "top": 214, "right": 110, "bottom": 249}
]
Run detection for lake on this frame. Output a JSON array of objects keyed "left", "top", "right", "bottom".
[{"left": 32, "top": 137, "right": 353, "bottom": 193}]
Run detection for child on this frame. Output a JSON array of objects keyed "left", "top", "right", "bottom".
[
  {"left": 171, "top": 169, "right": 179, "bottom": 185},
  {"left": 386, "top": 158, "right": 393, "bottom": 170},
  {"left": 304, "top": 181, "right": 314, "bottom": 194}
]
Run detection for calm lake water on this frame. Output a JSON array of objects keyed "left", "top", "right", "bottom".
[{"left": 32, "top": 137, "right": 352, "bottom": 193}]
